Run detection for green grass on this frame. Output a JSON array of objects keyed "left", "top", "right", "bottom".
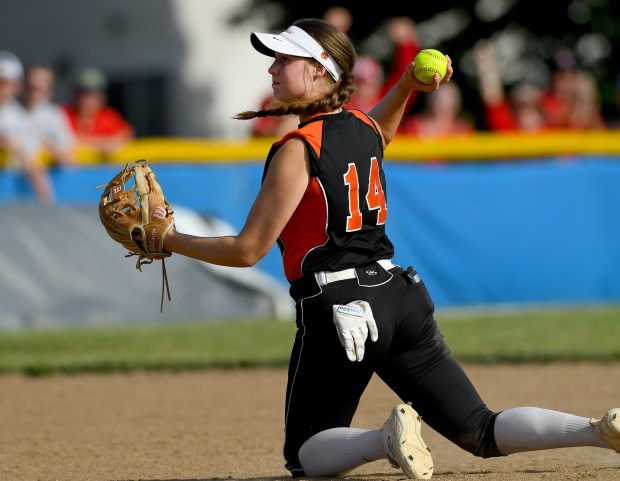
[
  {"left": 0, "top": 318, "right": 296, "bottom": 376},
  {"left": 437, "top": 305, "right": 620, "bottom": 363},
  {"left": 1, "top": 305, "right": 619, "bottom": 376}
]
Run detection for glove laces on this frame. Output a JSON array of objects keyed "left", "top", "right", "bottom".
[{"left": 127, "top": 253, "right": 172, "bottom": 312}]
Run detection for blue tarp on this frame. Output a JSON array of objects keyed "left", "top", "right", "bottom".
[{"left": 3, "top": 155, "right": 619, "bottom": 308}]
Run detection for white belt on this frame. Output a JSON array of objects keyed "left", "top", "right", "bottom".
[{"left": 314, "top": 259, "right": 397, "bottom": 287}]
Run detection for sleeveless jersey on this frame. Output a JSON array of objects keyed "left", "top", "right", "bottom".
[{"left": 262, "top": 109, "right": 394, "bottom": 282}]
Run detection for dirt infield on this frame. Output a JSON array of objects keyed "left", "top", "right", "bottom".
[{"left": 2, "top": 363, "right": 619, "bottom": 481}]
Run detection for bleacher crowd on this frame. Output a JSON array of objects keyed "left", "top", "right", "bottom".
[{"left": 0, "top": 51, "right": 134, "bottom": 204}]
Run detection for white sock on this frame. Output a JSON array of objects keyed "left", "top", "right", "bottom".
[
  {"left": 494, "top": 407, "right": 606, "bottom": 454},
  {"left": 298, "top": 428, "right": 385, "bottom": 477}
]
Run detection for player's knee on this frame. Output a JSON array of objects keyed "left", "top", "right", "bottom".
[
  {"left": 462, "top": 438, "right": 504, "bottom": 458},
  {"left": 454, "top": 412, "right": 504, "bottom": 458}
]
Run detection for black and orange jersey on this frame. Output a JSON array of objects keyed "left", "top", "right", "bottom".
[{"left": 262, "top": 109, "right": 394, "bottom": 282}]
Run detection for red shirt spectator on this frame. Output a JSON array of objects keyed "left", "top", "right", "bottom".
[
  {"left": 400, "top": 81, "right": 475, "bottom": 137},
  {"left": 346, "top": 56, "right": 385, "bottom": 113},
  {"left": 249, "top": 94, "right": 299, "bottom": 137},
  {"left": 63, "top": 67, "right": 134, "bottom": 156},
  {"left": 347, "top": 17, "right": 420, "bottom": 116},
  {"left": 381, "top": 17, "right": 421, "bottom": 108},
  {"left": 486, "top": 84, "right": 547, "bottom": 132},
  {"left": 63, "top": 103, "right": 132, "bottom": 137}
]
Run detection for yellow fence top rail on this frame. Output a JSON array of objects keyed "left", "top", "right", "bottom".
[{"left": 63, "top": 131, "right": 620, "bottom": 165}]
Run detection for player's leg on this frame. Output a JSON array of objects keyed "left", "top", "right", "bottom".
[
  {"left": 377, "top": 320, "right": 501, "bottom": 457},
  {"left": 297, "top": 427, "right": 386, "bottom": 476},
  {"left": 380, "top": 330, "right": 620, "bottom": 462},
  {"left": 494, "top": 407, "right": 620, "bottom": 453},
  {"left": 296, "top": 404, "right": 434, "bottom": 480},
  {"left": 376, "top": 269, "right": 620, "bottom": 458},
  {"left": 375, "top": 270, "right": 502, "bottom": 458},
  {"left": 283, "top": 289, "right": 379, "bottom": 477}
]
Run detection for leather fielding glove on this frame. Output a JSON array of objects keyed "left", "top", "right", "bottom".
[
  {"left": 98, "top": 159, "right": 175, "bottom": 312},
  {"left": 332, "top": 300, "right": 378, "bottom": 362}
]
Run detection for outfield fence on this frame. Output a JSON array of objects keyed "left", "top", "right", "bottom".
[{"left": 2, "top": 132, "right": 620, "bottom": 310}]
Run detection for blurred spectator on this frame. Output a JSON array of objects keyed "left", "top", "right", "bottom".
[
  {"left": 541, "top": 48, "right": 577, "bottom": 128},
  {"left": 380, "top": 17, "right": 421, "bottom": 106},
  {"left": 63, "top": 67, "right": 134, "bottom": 156},
  {"left": 250, "top": 94, "right": 300, "bottom": 137},
  {"left": 474, "top": 41, "right": 606, "bottom": 132},
  {"left": 606, "top": 73, "right": 620, "bottom": 128},
  {"left": 541, "top": 48, "right": 606, "bottom": 130},
  {"left": 565, "top": 69, "right": 606, "bottom": 130},
  {"left": 0, "top": 50, "right": 53, "bottom": 205},
  {"left": 357, "top": 16, "right": 421, "bottom": 116},
  {"left": 347, "top": 56, "right": 385, "bottom": 112},
  {"left": 346, "top": 17, "right": 421, "bottom": 117},
  {"left": 21, "top": 63, "right": 76, "bottom": 167},
  {"left": 473, "top": 39, "right": 547, "bottom": 132},
  {"left": 322, "top": 5, "right": 353, "bottom": 34},
  {"left": 400, "top": 81, "right": 475, "bottom": 138}
]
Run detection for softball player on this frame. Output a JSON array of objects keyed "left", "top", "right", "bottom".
[{"left": 163, "top": 18, "right": 620, "bottom": 479}]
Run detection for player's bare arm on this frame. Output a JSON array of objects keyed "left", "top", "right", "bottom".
[{"left": 164, "top": 137, "right": 310, "bottom": 267}]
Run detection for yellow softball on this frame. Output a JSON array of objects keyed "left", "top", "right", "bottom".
[{"left": 413, "top": 49, "right": 448, "bottom": 84}]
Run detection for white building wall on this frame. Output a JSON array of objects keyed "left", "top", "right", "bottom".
[
  {"left": 170, "top": 0, "right": 274, "bottom": 138},
  {"left": 0, "top": 0, "right": 276, "bottom": 138}
]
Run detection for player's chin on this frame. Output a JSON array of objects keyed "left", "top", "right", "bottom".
[{"left": 272, "top": 87, "right": 295, "bottom": 102}]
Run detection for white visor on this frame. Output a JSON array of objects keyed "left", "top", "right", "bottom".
[{"left": 251, "top": 25, "right": 343, "bottom": 82}]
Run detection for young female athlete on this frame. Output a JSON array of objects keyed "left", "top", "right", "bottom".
[{"left": 162, "top": 18, "right": 620, "bottom": 480}]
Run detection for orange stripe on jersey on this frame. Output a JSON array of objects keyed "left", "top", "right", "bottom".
[
  {"left": 280, "top": 177, "right": 328, "bottom": 281},
  {"left": 278, "top": 115, "right": 324, "bottom": 157}
]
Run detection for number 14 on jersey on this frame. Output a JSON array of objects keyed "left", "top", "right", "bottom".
[{"left": 343, "top": 157, "right": 387, "bottom": 232}]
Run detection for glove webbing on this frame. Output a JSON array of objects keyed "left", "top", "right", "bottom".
[{"left": 127, "top": 253, "right": 172, "bottom": 312}]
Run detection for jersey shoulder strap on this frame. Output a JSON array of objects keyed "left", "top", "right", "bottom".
[{"left": 347, "top": 108, "right": 382, "bottom": 137}]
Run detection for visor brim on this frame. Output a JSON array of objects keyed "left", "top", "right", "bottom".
[{"left": 250, "top": 32, "right": 313, "bottom": 58}]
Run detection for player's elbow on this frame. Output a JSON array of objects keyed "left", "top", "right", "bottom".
[
  {"left": 233, "top": 231, "right": 275, "bottom": 267},
  {"left": 234, "top": 242, "right": 269, "bottom": 267},
  {"left": 234, "top": 251, "right": 263, "bottom": 267}
]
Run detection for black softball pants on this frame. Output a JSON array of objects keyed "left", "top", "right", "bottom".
[{"left": 283, "top": 262, "right": 502, "bottom": 477}]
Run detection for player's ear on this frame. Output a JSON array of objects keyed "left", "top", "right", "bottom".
[{"left": 312, "top": 60, "right": 328, "bottom": 80}]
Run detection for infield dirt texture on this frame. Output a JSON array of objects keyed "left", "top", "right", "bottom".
[{"left": 2, "top": 364, "right": 619, "bottom": 481}]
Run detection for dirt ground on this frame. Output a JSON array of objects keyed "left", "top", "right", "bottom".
[{"left": 1, "top": 363, "right": 619, "bottom": 481}]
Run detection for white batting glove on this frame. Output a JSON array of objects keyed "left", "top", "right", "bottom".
[{"left": 332, "top": 300, "right": 378, "bottom": 362}]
